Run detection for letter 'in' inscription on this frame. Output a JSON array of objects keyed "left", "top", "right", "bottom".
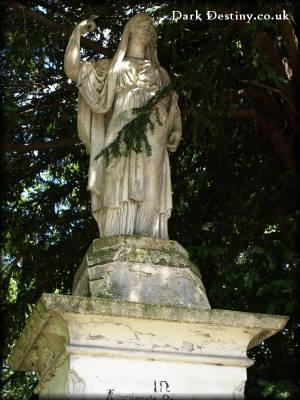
[
  {"left": 154, "top": 380, "right": 170, "bottom": 392},
  {"left": 106, "top": 388, "right": 114, "bottom": 399}
]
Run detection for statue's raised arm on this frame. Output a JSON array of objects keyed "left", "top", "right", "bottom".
[{"left": 64, "top": 18, "right": 97, "bottom": 82}]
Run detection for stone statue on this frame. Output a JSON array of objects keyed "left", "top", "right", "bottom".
[{"left": 64, "top": 14, "right": 182, "bottom": 239}]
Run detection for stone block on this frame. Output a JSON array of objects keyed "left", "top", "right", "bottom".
[
  {"left": 72, "top": 235, "right": 211, "bottom": 309},
  {"left": 8, "top": 294, "right": 289, "bottom": 399}
]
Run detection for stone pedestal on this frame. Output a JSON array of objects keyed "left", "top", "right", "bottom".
[
  {"left": 8, "top": 293, "right": 288, "bottom": 399},
  {"left": 8, "top": 237, "right": 288, "bottom": 398},
  {"left": 72, "top": 235, "right": 210, "bottom": 309}
]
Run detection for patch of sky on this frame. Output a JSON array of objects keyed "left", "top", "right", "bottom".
[
  {"left": 39, "top": 170, "right": 67, "bottom": 185},
  {"left": 43, "top": 82, "right": 60, "bottom": 93},
  {"left": 101, "top": 29, "right": 111, "bottom": 46},
  {"left": 54, "top": 199, "right": 70, "bottom": 214},
  {"left": 36, "top": 5, "right": 47, "bottom": 14},
  {"left": 20, "top": 171, "right": 68, "bottom": 203}
]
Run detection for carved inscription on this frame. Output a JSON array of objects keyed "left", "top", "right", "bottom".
[
  {"left": 104, "top": 380, "right": 172, "bottom": 399},
  {"left": 106, "top": 395, "right": 171, "bottom": 399},
  {"left": 153, "top": 380, "right": 170, "bottom": 393}
]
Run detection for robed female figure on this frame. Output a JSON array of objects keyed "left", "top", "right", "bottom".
[{"left": 64, "top": 14, "right": 182, "bottom": 239}]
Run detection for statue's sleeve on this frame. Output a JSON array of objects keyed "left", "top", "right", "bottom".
[
  {"left": 77, "top": 59, "right": 112, "bottom": 113},
  {"left": 76, "top": 59, "right": 112, "bottom": 154}
]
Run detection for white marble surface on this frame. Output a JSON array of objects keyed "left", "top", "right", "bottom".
[
  {"left": 8, "top": 294, "right": 288, "bottom": 399},
  {"left": 65, "top": 14, "right": 182, "bottom": 239}
]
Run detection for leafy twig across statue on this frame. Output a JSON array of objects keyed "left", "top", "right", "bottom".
[{"left": 94, "top": 85, "right": 172, "bottom": 163}]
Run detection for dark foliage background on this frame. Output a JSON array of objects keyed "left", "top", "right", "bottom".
[{"left": 0, "top": 0, "right": 299, "bottom": 399}]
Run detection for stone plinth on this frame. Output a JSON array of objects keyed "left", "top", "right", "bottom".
[
  {"left": 72, "top": 235, "right": 211, "bottom": 309},
  {"left": 8, "top": 294, "right": 288, "bottom": 399}
]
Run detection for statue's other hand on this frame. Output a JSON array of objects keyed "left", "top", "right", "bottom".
[
  {"left": 167, "top": 130, "right": 181, "bottom": 152},
  {"left": 76, "top": 17, "right": 97, "bottom": 34}
]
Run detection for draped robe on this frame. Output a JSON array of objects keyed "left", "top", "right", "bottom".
[{"left": 76, "top": 56, "right": 181, "bottom": 239}]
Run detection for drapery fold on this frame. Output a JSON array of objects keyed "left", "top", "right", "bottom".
[{"left": 76, "top": 56, "right": 179, "bottom": 238}]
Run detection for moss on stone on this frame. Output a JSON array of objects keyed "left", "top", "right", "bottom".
[{"left": 81, "top": 243, "right": 200, "bottom": 276}]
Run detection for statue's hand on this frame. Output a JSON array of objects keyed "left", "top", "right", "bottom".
[
  {"left": 76, "top": 16, "right": 97, "bottom": 34},
  {"left": 167, "top": 130, "right": 181, "bottom": 152}
]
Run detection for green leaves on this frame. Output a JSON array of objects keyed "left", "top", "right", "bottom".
[
  {"left": 94, "top": 85, "right": 172, "bottom": 162},
  {"left": 259, "top": 379, "right": 298, "bottom": 399}
]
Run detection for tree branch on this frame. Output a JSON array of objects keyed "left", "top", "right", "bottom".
[
  {"left": 5, "top": 0, "right": 111, "bottom": 56},
  {"left": 20, "top": 104, "right": 56, "bottom": 114},
  {"left": 228, "top": 108, "right": 257, "bottom": 119},
  {"left": 6, "top": 137, "right": 81, "bottom": 152},
  {"left": 242, "top": 79, "right": 297, "bottom": 115}
]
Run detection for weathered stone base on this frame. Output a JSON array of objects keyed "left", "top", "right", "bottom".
[
  {"left": 72, "top": 235, "right": 211, "bottom": 309},
  {"left": 8, "top": 294, "right": 288, "bottom": 399}
]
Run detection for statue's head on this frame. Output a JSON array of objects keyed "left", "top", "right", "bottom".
[
  {"left": 111, "top": 13, "right": 158, "bottom": 70},
  {"left": 127, "top": 13, "right": 156, "bottom": 46}
]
